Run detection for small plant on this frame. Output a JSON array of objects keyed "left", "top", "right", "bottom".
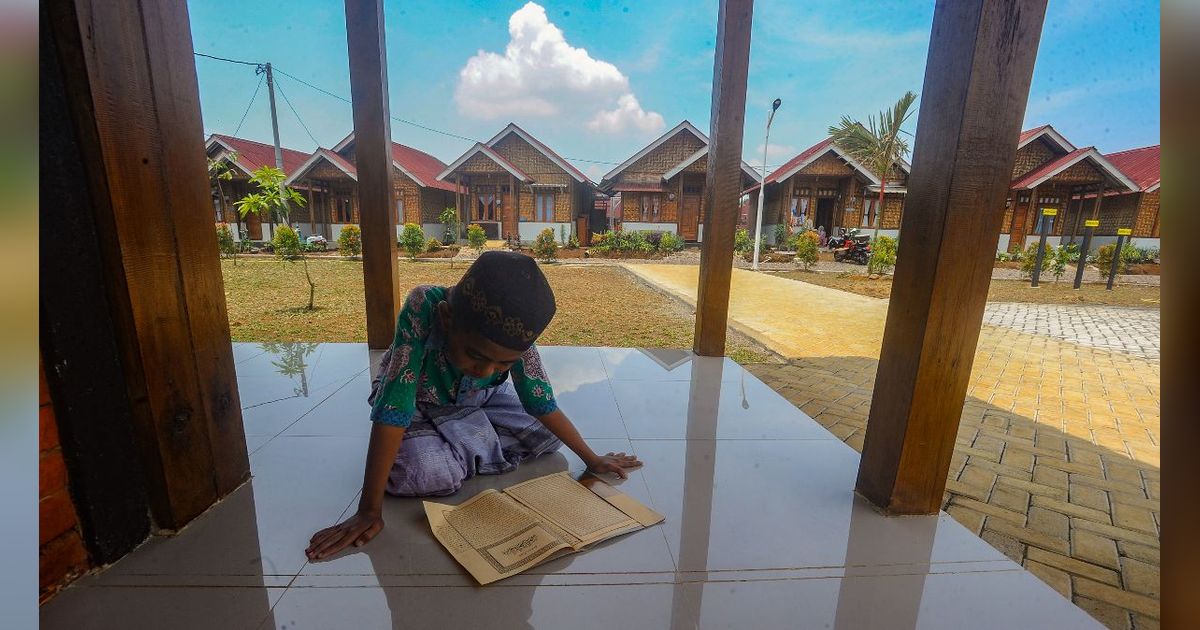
[
  {"left": 1095, "top": 243, "right": 1128, "bottom": 278},
  {"left": 400, "top": 223, "right": 426, "bottom": 260},
  {"left": 1050, "top": 245, "right": 1069, "bottom": 282},
  {"left": 995, "top": 251, "right": 1012, "bottom": 263},
  {"left": 734, "top": 227, "right": 754, "bottom": 255},
  {"left": 1062, "top": 242, "right": 1081, "bottom": 263},
  {"left": 216, "top": 223, "right": 236, "bottom": 260},
  {"left": 439, "top": 207, "right": 460, "bottom": 245},
  {"left": 566, "top": 234, "right": 580, "bottom": 249},
  {"left": 628, "top": 231, "right": 654, "bottom": 255},
  {"left": 659, "top": 231, "right": 685, "bottom": 253},
  {"left": 644, "top": 231, "right": 664, "bottom": 251},
  {"left": 774, "top": 223, "right": 791, "bottom": 247},
  {"left": 337, "top": 224, "right": 362, "bottom": 258},
  {"left": 466, "top": 224, "right": 487, "bottom": 250},
  {"left": 590, "top": 230, "right": 617, "bottom": 253},
  {"left": 793, "top": 231, "right": 820, "bottom": 270},
  {"left": 1019, "top": 242, "right": 1053, "bottom": 279},
  {"left": 272, "top": 225, "right": 317, "bottom": 310},
  {"left": 1144, "top": 247, "right": 1160, "bottom": 263},
  {"left": 868, "top": 235, "right": 898, "bottom": 275},
  {"left": 426, "top": 237, "right": 444, "bottom": 252},
  {"left": 532, "top": 228, "right": 559, "bottom": 262}
]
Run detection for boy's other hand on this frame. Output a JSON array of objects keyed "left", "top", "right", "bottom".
[
  {"left": 587, "top": 452, "right": 643, "bottom": 480},
  {"left": 305, "top": 510, "right": 384, "bottom": 560}
]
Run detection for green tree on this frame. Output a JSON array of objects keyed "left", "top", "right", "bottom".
[
  {"left": 337, "top": 224, "right": 362, "bottom": 258},
  {"left": 466, "top": 224, "right": 487, "bottom": 250},
  {"left": 868, "top": 235, "right": 899, "bottom": 276},
  {"left": 235, "top": 165, "right": 306, "bottom": 227},
  {"left": 400, "top": 223, "right": 426, "bottom": 260},
  {"left": 216, "top": 223, "right": 236, "bottom": 260},
  {"left": 829, "top": 91, "right": 918, "bottom": 241},
  {"left": 793, "top": 231, "right": 820, "bottom": 270},
  {"left": 208, "top": 152, "right": 239, "bottom": 230},
  {"left": 272, "top": 225, "right": 317, "bottom": 311},
  {"left": 439, "top": 207, "right": 460, "bottom": 245}
]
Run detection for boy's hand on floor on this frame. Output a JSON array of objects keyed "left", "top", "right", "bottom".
[
  {"left": 587, "top": 452, "right": 643, "bottom": 480},
  {"left": 305, "top": 510, "right": 384, "bottom": 560}
]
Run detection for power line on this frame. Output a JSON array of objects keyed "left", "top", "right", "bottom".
[
  {"left": 232, "top": 74, "right": 265, "bottom": 137},
  {"left": 195, "top": 51, "right": 261, "bottom": 67},
  {"left": 274, "top": 77, "right": 320, "bottom": 146}
]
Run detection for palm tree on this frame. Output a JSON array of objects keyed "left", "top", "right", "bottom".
[{"left": 828, "top": 91, "right": 918, "bottom": 242}]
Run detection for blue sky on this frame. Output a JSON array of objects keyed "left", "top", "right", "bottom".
[{"left": 189, "top": 0, "right": 1160, "bottom": 181}]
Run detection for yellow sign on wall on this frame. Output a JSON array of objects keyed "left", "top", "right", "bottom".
[
  {"left": 1041, "top": 207, "right": 1058, "bottom": 216},
  {"left": 1084, "top": 219, "right": 1100, "bottom": 228},
  {"left": 1117, "top": 228, "right": 1132, "bottom": 236}
]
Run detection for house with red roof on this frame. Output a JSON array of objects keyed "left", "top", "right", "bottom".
[
  {"left": 598, "top": 121, "right": 758, "bottom": 241},
  {"left": 999, "top": 125, "right": 1138, "bottom": 253},
  {"left": 436, "top": 123, "right": 597, "bottom": 243},
  {"left": 282, "top": 133, "right": 459, "bottom": 243},
  {"left": 206, "top": 134, "right": 311, "bottom": 241},
  {"left": 749, "top": 137, "right": 911, "bottom": 242},
  {"left": 1085, "top": 145, "right": 1160, "bottom": 251}
]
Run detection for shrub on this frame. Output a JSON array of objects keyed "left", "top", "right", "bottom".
[
  {"left": 793, "top": 231, "right": 820, "bottom": 270},
  {"left": 644, "top": 231, "right": 664, "bottom": 250},
  {"left": 566, "top": 234, "right": 580, "bottom": 249},
  {"left": 1062, "top": 242, "right": 1081, "bottom": 263},
  {"left": 1121, "top": 244, "right": 1148, "bottom": 265},
  {"left": 868, "top": 235, "right": 898, "bottom": 275},
  {"left": 426, "top": 237, "right": 444, "bottom": 252},
  {"left": 659, "top": 231, "right": 685, "bottom": 253},
  {"left": 1019, "top": 242, "right": 1053, "bottom": 278},
  {"left": 532, "top": 228, "right": 558, "bottom": 262},
  {"left": 1095, "top": 244, "right": 1127, "bottom": 278},
  {"left": 400, "top": 223, "right": 426, "bottom": 260},
  {"left": 466, "top": 224, "right": 487, "bottom": 249},
  {"left": 216, "top": 223, "right": 236, "bottom": 257},
  {"left": 590, "top": 230, "right": 618, "bottom": 252},
  {"left": 1050, "top": 245, "right": 1069, "bottom": 282},
  {"left": 628, "top": 230, "right": 654, "bottom": 254},
  {"left": 1144, "top": 247, "right": 1160, "bottom": 263},
  {"left": 337, "top": 224, "right": 362, "bottom": 257},
  {"left": 734, "top": 227, "right": 753, "bottom": 254},
  {"left": 773, "top": 223, "right": 790, "bottom": 246},
  {"left": 438, "top": 207, "right": 460, "bottom": 245},
  {"left": 272, "top": 224, "right": 304, "bottom": 259},
  {"left": 996, "top": 251, "right": 1012, "bottom": 263}
]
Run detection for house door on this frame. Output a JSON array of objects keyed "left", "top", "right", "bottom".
[
  {"left": 246, "top": 211, "right": 263, "bottom": 240},
  {"left": 680, "top": 184, "right": 702, "bottom": 241},
  {"left": 815, "top": 198, "right": 835, "bottom": 235}
]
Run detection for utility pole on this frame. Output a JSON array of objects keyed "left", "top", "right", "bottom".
[
  {"left": 258, "top": 62, "right": 287, "bottom": 231},
  {"left": 752, "top": 98, "right": 782, "bottom": 270}
]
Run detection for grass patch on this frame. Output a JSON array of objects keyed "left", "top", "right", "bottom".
[
  {"left": 770, "top": 270, "right": 1160, "bottom": 307},
  {"left": 221, "top": 258, "right": 774, "bottom": 362}
]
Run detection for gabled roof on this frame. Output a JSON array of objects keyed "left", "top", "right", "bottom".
[
  {"left": 600, "top": 120, "right": 758, "bottom": 190},
  {"left": 1010, "top": 147, "right": 1138, "bottom": 191},
  {"left": 436, "top": 143, "right": 533, "bottom": 183},
  {"left": 1017, "top": 125, "right": 1077, "bottom": 153},
  {"left": 485, "top": 123, "right": 591, "bottom": 185},
  {"left": 600, "top": 120, "right": 707, "bottom": 183},
  {"left": 328, "top": 132, "right": 458, "bottom": 192},
  {"left": 1103, "top": 145, "right": 1160, "bottom": 192},
  {"left": 206, "top": 134, "right": 310, "bottom": 176},
  {"left": 765, "top": 138, "right": 883, "bottom": 187},
  {"left": 283, "top": 148, "right": 358, "bottom": 186}
]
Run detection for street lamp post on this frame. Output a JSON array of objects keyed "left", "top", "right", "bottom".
[{"left": 752, "top": 98, "right": 782, "bottom": 270}]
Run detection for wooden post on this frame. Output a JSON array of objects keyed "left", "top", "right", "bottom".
[
  {"left": 855, "top": 0, "right": 1048, "bottom": 514},
  {"left": 44, "top": 0, "right": 249, "bottom": 529},
  {"left": 694, "top": 0, "right": 754, "bottom": 357},
  {"left": 345, "top": 0, "right": 400, "bottom": 349},
  {"left": 307, "top": 186, "right": 316, "bottom": 237}
]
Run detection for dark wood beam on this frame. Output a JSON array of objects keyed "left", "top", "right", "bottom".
[
  {"left": 345, "top": 0, "right": 401, "bottom": 349},
  {"left": 694, "top": 0, "right": 754, "bottom": 356},
  {"left": 44, "top": 0, "right": 249, "bottom": 530},
  {"left": 856, "top": 0, "right": 1048, "bottom": 514}
]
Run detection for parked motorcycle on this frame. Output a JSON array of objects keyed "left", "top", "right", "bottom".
[{"left": 830, "top": 228, "right": 872, "bottom": 265}]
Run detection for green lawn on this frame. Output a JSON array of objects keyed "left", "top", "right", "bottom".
[{"left": 221, "top": 258, "right": 773, "bottom": 363}]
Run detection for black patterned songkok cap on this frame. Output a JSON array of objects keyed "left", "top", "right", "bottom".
[{"left": 450, "top": 250, "right": 556, "bottom": 351}]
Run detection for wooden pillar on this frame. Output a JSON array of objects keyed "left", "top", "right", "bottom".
[
  {"left": 345, "top": 0, "right": 401, "bottom": 349},
  {"left": 855, "top": 0, "right": 1048, "bottom": 514},
  {"left": 694, "top": 0, "right": 754, "bottom": 357},
  {"left": 307, "top": 186, "right": 316, "bottom": 236},
  {"left": 44, "top": 0, "right": 249, "bottom": 530}
]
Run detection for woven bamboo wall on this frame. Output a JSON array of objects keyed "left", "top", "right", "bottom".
[
  {"left": 492, "top": 134, "right": 575, "bottom": 221},
  {"left": 1011, "top": 140, "right": 1055, "bottom": 180},
  {"left": 618, "top": 132, "right": 707, "bottom": 183}
]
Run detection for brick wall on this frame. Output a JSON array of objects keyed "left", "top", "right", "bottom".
[
  {"left": 1136, "top": 190, "right": 1160, "bottom": 237},
  {"left": 39, "top": 355, "right": 90, "bottom": 601}
]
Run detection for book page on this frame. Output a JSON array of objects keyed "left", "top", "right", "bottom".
[
  {"left": 503, "top": 472, "right": 644, "bottom": 548},
  {"left": 424, "top": 490, "right": 570, "bottom": 585}
]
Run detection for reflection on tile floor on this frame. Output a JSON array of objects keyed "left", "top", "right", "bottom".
[{"left": 41, "top": 344, "right": 1102, "bottom": 629}]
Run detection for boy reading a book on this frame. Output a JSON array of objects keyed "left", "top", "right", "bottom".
[{"left": 306, "top": 251, "right": 642, "bottom": 560}]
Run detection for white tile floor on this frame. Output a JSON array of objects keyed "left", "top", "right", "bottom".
[{"left": 41, "top": 343, "right": 1102, "bottom": 629}]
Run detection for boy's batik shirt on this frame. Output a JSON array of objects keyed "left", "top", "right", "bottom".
[{"left": 369, "top": 285, "right": 557, "bottom": 428}]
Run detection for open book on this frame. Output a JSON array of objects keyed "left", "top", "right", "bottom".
[{"left": 424, "top": 471, "right": 665, "bottom": 585}]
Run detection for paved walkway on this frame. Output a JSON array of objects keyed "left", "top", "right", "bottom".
[
  {"left": 983, "top": 304, "right": 1160, "bottom": 362},
  {"left": 625, "top": 264, "right": 1161, "bottom": 630}
]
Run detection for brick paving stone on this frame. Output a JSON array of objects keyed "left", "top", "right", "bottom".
[
  {"left": 945, "top": 505, "right": 985, "bottom": 536},
  {"left": 1110, "top": 503, "right": 1158, "bottom": 535},
  {"left": 1075, "top": 597, "right": 1133, "bottom": 630},
  {"left": 985, "top": 519, "right": 1070, "bottom": 555},
  {"left": 1024, "top": 560, "right": 1073, "bottom": 599},
  {"left": 1073, "top": 528, "right": 1121, "bottom": 570},
  {"left": 1032, "top": 495, "right": 1112, "bottom": 525},
  {"left": 1026, "top": 506, "right": 1071, "bottom": 541},
  {"left": 1074, "top": 578, "right": 1160, "bottom": 618},
  {"left": 951, "top": 496, "right": 1026, "bottom": 527},
  {"left": 1027, "top": 547, "right": 1120, "bottom": 586},
  {"left": 980, "top": 528, "right": 1025, "bottom": 564},
  {"left": 1119, "top": 557, "right": 1159, "bottom": 599},
  {"left": 1117, "top": 542, "right": 1159, "bottom": 565}
]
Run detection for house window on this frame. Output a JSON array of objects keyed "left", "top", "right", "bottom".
[
  {"left": 640, "top": 194, "right": 661, "bottom": 222},
  {"left": 396, "top": 197, "right": 405, "bottom": 224},
  {"left": 1034, "top": 213, "right": 1056, "bottom": 234},
  {"left": 335, "top": 197, "right": 353, "bottom": 223},
  {"left": 535, "top": 191, "right": 555, "bottom": 222},
  {"left": 862, "top": 199, "right": 877, "bottom": 228},
  {"left": 474, "top": 193, "right": 496, "bottom": 221}
]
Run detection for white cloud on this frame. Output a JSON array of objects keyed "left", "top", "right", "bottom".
[
  {"left": 754, "top": 143, "right": 797, "bottom": 161},
  {"left": 454, "top": 2, "right": 664, "bottom": 135}
]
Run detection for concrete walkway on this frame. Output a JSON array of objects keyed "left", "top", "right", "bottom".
[{"left": 625, "top": 264, "right": 1161, "bottom": 630}]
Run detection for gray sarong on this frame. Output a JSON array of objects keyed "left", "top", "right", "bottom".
[{"left": 377, "top": 379, "right": 562, "bottom": 497}]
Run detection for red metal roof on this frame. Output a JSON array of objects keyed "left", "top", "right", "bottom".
[
  {"left": 1018, "top": 125, "right": 1050, "bottom": 146},
  {"left": 1103, "top": 145, "right": 1159, "bottom": 191},
  {"left": 1010, "top": 147, "right": 1092, "bottom": 189},
  {"left": 210, "top": 134, "right": 310, "bottom": 175},
  {"left": 390, "top": 142, "right": 457, "bottom": 192}
]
